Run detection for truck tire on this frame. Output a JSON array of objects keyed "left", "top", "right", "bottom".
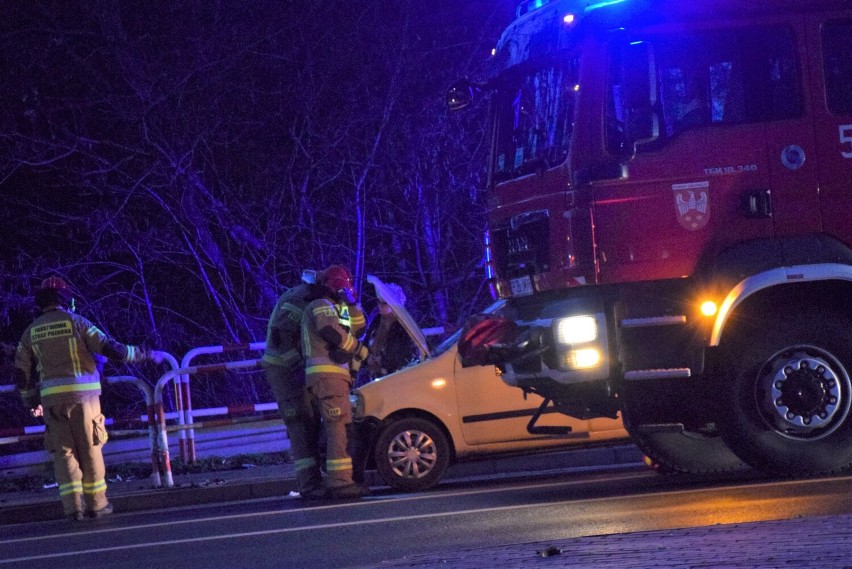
[
  {"left": 374, "top": 417, "right": 451, "bottom": 492},
  {"left": 620, "top": 381, "right": 749, "bottom": 474},
  {"left": 622, "top": 414, "right": 749, "bottom": 474},
  {"left": 631, "top": 431, "right": 749, "bottom": 474},
  {"left": 717, "top": 311, "right": 852, "bottom": 476}
]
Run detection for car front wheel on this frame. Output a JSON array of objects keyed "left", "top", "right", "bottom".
[{"left": 373, "top": 417, "right": 451, "bottom": 492}]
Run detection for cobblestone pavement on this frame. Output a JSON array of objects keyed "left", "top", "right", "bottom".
[{"left": 354, "top": 514, "right": 852, "bottom": 569}]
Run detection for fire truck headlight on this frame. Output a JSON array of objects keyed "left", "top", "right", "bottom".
[
  {"left": 551, "top": 313, "right": 607, "bottom": 372},
  {"left": 553, "top": 315, "right": 598, "bottom": 345}
]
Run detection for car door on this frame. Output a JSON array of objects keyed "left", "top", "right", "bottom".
[
  {"left": 451, "top": 304, "right": 580, "bottom": 446},
  {"left": 453, "top": 354, "right": 585, "bottom": 445}
]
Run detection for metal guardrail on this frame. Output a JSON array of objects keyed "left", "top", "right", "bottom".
[
  {"left": 151, "top": 356, "right": 268, "bottom": 486},
  {"left": 177, "top": 342, "right": 267, "bottom": 463}
]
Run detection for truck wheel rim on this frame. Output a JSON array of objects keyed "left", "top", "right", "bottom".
[
  {"left": 386, "top": 429, "right": 438, "bottom": 480},
  {"left": 757, "top": 347, "right": 851, "bottom": 440}
]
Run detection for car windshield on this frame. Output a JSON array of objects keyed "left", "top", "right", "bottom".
[
  {"left": 493, "top": 58, "right": 579, "bottom": 182},
  {"left": 433, "top": 300, "right": 507, "bottom": 357}
]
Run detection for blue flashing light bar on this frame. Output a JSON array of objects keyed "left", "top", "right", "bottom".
[{"left": 518, "top": 0, "right": 629, "bottom": 19}]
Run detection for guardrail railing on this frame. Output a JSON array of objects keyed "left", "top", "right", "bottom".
[{"left": 178, "top": 342, "right": 266, "bottom": 463}]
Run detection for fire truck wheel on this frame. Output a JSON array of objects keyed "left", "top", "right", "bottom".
[
  {"left": 374, "top": 417, "right": 452, "bottom": 492},
  {"left": 623, "top": 419, "right": 749, "bottom": 474},
  {"left": 717, "top": 311, "right": 852, "bottom": 476}
]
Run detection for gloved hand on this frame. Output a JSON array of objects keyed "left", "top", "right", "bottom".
[
  {"left": 354, "top": 343, "right": 369, "bottom": 363},
  {"left": 350, "top": 342, "right": 368, "bottom": 376}
]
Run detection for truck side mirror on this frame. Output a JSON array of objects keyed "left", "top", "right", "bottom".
[
  {"left": 446, "top": 79, "right": 476, "bottom": 112},
  {"left": 622, "top": 41, "right": 659, "bottom": 145}
]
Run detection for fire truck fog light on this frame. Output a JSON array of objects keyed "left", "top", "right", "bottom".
[
  {"left": 554, "top": 315, "right": 597, "bottom": 345},
  {"left": 700, "top": 301, "right": 718, "bottom": 317},
  {"left": 565, "top": 348, "right": 601, "bottom": 369}
]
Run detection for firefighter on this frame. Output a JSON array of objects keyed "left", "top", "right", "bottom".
[
  {"left": 261, "top": 272, "right": 326, "bottom": 499},
  {"left": 13, "top": 276, "right": 161, "bottom": 521},
  {"left": 301, "top": 265, "right": 368, "bottom": 499}
]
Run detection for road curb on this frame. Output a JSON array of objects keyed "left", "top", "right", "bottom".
[
  {"left": 1, "top": 477, "right": 300, "bottom": 525},
  {"left": 1, "top": 444, "right": 643, "bottom": 525},
  {"left": 115, "top": 478, "right": 299, "bottom": 512}
]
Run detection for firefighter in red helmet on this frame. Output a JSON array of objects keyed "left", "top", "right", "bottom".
[
  {"left": 14, "top": 276, "right": 162, "bottom": 521},
  {"left": 300, "top": 265, "right": 368, "bottom": 499}
]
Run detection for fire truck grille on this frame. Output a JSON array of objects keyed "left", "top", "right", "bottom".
[{"left": 492, "top": 212, "right": 550, "bottom": 279}]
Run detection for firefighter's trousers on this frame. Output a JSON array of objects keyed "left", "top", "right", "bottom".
[
  {"left": 265, "top": 364, "right": 323, "bottom": 493},
  {"left": 307, "top": 373, "right": 355, "bottom": 489},
  {"left": 43, "top": 396, "right": 109, "bottom": 515}
]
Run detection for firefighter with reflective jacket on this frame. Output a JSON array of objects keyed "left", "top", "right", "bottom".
[
  {"left": 261, "top": 272, "right": 326, "bottom": 498},
  {"left": 301, "top": 265, "right": 368, "bottom": 499},
  {"left": 13, "top": 277, "right": 161, "bottom": 521}
]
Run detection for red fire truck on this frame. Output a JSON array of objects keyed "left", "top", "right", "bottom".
[{"left": 450, "top": 0, "right": 852, "bottom": 475}]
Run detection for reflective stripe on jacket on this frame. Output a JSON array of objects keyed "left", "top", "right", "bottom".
[
  {"left": 14, "top": 307, "right": 144, "bottom": 406},
  {"left": 302, "top": 299, "right": 366, "bottom": 382},
  {"left": 38, "top": 375, "right": 102, "bottom": 398}
]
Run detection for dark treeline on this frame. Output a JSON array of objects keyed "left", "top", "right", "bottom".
[{"left": 0, "top": 1, "right": 515, "bottom": 427}]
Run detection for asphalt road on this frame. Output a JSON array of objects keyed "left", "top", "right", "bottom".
[{"left": 4, "top": 467, "right": 852, "bottom": 568}]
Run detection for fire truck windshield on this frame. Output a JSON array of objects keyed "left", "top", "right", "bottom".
[{"left": 493, "top": 57, "right": 578, "bottom": 182}]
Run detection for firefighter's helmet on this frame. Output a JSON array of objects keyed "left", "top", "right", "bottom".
[
  {"left": 35, "top": 276, "right": 74, "bottom": 310},
  {"left": 40, "top": 276, "right": 68, "bottom": 291},
  {"left": 319, "top": 265, "right": 356, "bottom": 303}
]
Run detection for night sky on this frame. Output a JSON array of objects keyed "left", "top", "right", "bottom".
[{"left": 0, "top": 1, "right": 519, "bottom": 424}]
